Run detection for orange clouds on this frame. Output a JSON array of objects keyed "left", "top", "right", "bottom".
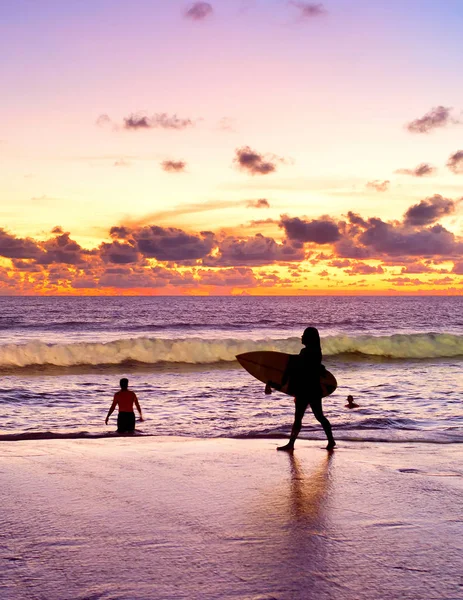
[{"left": 1, "top": 192, "right": 463, "bottom": 295}]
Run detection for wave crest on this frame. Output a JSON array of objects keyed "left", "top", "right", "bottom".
[{"left": 0, "top": 333, "right": 462, "bottom": 368}]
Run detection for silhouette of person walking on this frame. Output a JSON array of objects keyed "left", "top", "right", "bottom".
[
  {"left": 267, "top": 327, "right": 335, "bottom": 451},
  {"left": 105, "top": 378, "right": 144, "bottom": 433}
]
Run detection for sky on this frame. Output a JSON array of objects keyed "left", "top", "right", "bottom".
[{"left": 1, "top": 0, "right": 463, "bottom": 295}]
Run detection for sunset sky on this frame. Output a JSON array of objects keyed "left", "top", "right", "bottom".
[{"left": 1, "top": 0, "right": 463, "bottom": 295}]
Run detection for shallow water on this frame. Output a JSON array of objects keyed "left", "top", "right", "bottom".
[{"left": 0, "top": 296, "right": 462, "bottom": 443}]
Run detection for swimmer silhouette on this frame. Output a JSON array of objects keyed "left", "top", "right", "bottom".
[
  {"left": 266, "top": 327, "right": 335, "bottom": 451},
  {"left": 345, "top": 395, "right": 359, "bottom": 409},
  {"left": 105, "top": 378, "right": 144, "bottom": 433}
]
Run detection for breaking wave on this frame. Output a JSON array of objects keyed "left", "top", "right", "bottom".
[{"left": 0, "top": 333, "right": 463, "bottom": 369}]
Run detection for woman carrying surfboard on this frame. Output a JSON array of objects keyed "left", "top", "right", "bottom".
[{"left": 266, "top": 327, "right": 336, "bottom": 451}]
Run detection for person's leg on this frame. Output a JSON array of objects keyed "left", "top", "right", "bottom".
[
  {"left": 277, "top": 399, "right": 308, "bottom": 451},
  {"left": 309, "top": 397, "right": 335, "bottom": 449},
  {"left": 127, "top": 412, "right": 136, "bottom": 433}
]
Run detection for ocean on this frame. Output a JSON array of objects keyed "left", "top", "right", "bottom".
[{"left": 1, "top": 296, "right": 462, "bottom": 444}]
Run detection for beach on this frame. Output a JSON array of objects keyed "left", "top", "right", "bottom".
[{"left": 1, "top": 438, "right": 462, "bottom": 600}]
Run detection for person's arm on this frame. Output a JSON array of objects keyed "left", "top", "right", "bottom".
[
  {"left": 133, "top": 394, "right": 144, "bottom": 421},
  {"left": 265, "top": 359, "right": 292, "bottom": 394},
  {"left": 105, "top": 397, "right": 117, "bottom": 424}
]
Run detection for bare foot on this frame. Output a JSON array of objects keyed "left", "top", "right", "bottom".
[
  {"left": 277, "top": 443, "right": 294, "bottom": 452},
  {"left": 326, "top": 440, "right": 336, "bottom": 451}
]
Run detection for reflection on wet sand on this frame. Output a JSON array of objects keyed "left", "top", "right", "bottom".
[
  {"left": 240, "top": 452, "right": 336, "bottom": 598},
  {"left": 287, "top": 452, "right": 334, "bottom": 524}
]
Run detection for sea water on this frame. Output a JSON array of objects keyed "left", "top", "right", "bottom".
[{"left": 0, "top": 296, "right": 462, "bottom": 443}]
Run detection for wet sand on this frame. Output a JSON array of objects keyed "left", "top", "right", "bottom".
[{"left": 1, "top": 438, "right": 462, "bottom": 600}]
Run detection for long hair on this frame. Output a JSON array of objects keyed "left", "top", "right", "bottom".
[{"left": 302, "top": 327, "right": 322, "bottom": 362}]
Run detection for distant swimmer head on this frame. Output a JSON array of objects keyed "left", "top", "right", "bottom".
[
  {"left": 301, "top": 327, "right": 320, "bottom": 347},
  {"left": 120, "top": 378, "right": 129, "bottom": 390},
  {"left": 347, "top": 395, "right": 354, "bottom": 404}
]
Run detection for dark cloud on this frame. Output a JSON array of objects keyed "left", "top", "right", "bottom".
[
  {"left": 110, "top": 226, "right": 132, "bottom": 240},
  {"left": 395, "top": 163, "right": 437, "bottom": 177},
  {"left": 185, "top": 2, "right": 213, "bottom": 20},
  {"left": 404, "top": 195, "right": 455, "bottom": 226},
  {"left": 247, "top": 198, "right": 270, "bottom": 208},
  {"left": 447, "top": 150, "right": 463, "bottom": 174},
  {"left": 406, "top": 106, "right": 455, "bottom": 134},
  {"left": 280, "top": 215, "right": 341, "bottom": 244},
  {"left": 234, "top": 147, "right": 279, "bottom": 175},
  {"left": 358, "top": 219, "right": 460, "bottom": 257},
  {"left": 0, "top": 229, "right": 43, "bottom": 260},
  {"left": 99, "top": 241, "right": 140, "bottom": 264},
  {"left": 347, "top": 212, "right": 369, "bottom": 229},
  {"left": 289, "top": 2, "right": 326, "bottom": 18},
  {"left": 51, "top": 226, "right": 64, "bottom": 234},
  {"left": 334, "top": 238, "right": 372, "bottom": 259},
  {"left": 452, "top": 261, "right": 463, "bottom": 275},
  {"left": 133, "top": 226, "right": 215, "bottom": 262},
  {"left": 366, "top": 180, "right": 390, "bottom": 192},
  {"left": 123, "top": 113, "right": 194, "bottom": 131},
  {"left": 161, "top": 160, "right": 187, "bottom": 173},
  {"left": 39, "top": 233, "right": 86, "bottom": 265},
  {"left": 11, "top": 260, "right": 43, "bottom": 272},
  {"left": 203, "top": 234, "right": 304, "bottom": 267}
]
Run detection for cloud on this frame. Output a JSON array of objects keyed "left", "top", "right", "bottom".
[
  {"left": 133, "top": 226, "right": 215, "bottom": 262},
  {"left": 0, "top": 229, "right": 43, "bottom": 260},
  {"left": 406, "top": 106, "right": 457, "bottom": 134},
  {"left": 447, "top": 150, "right": 463, "bottom": 174},
  {"left": 114, "top": 159, "right": 131, "bottom": 167},
  {"left": 39, "top": 232, "right": 86, "bottom": 265},
  {"left": 403, "top": 195, "right": 456, "bottom": 226},
  {"left": 289, "top": 2, "right": 326, "bottom": 18},
  {"left": 185, "top": 2, "right": 213, "bottom": 20},
  {"left": 123, "top": 113, "right": 194, "bottom": 131},
  {"left": 161, "top": 160, "right": 187, "bottom": 173},
  {"left": 203, "top": 234, "right": 304, "bottom": 267},
  {"left": 234, "top": 146, "right": 280, "bottom": 175},
  {"left": 96, "top": 114, "right": 112, "bottom": 127},
  {"left": 110, "top": 226, "right": 132, "bottom": 239},
  {"left": 344, "top": 263, "right": 384, "bottom": 276},
  {"left": 198, "top": 267, "right": 258, "bottom": 287},
  {"left": 125, "top": 199, "right": 253, "bottom": 228},
  {"left": 99, "top": 240, "right": 140, "bottom": 264},
  {"left": 280, "top": 215, "right": 341, "bottom": 244},
  {"left": 395, "top": 163, "right": 437, "bottom": 177},
  {"left": 358, "top": 219, "right": 460, "bottom": 257},
  {"left": 366, "top": 180, "right": 390, "bottom": 192},
  {"left": 246, "top": 198, "right": 270, "bottom": 208}
]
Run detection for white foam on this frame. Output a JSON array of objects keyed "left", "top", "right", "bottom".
[{"left": 0, "top": 333, "right": 462, "bottom": 368}]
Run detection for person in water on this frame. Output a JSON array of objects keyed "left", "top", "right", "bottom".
[
  {"left": 105, "top": 378, "right": 144, "bottom": 433},
  {"left": 265, "top": 327, "right": 335, "bottom": 451},
  {"left": 345, "top": 395, "right": 359, "bottom": 409}
]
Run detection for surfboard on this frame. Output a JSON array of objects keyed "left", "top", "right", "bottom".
[{"left": 236, "top": 351, "right": 337, "bottom": 398}]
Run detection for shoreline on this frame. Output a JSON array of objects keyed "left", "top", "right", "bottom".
[{"left": 1, "top": 438, "right": 462, "bottom": 599}]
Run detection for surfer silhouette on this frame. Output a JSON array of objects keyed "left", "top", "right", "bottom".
[
  {"left": 345, "top": 395, "right": 359, "bottom": 409},
  {"left": 266, "top": 327, "right": 336, "bottom": 452},
  {"left": 105, "top": 378, "right": 144, "bottom": 433}
]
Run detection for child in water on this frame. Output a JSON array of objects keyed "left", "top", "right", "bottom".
[{"left": 345, "top": 395, "right": 359, "bottom": 409}]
